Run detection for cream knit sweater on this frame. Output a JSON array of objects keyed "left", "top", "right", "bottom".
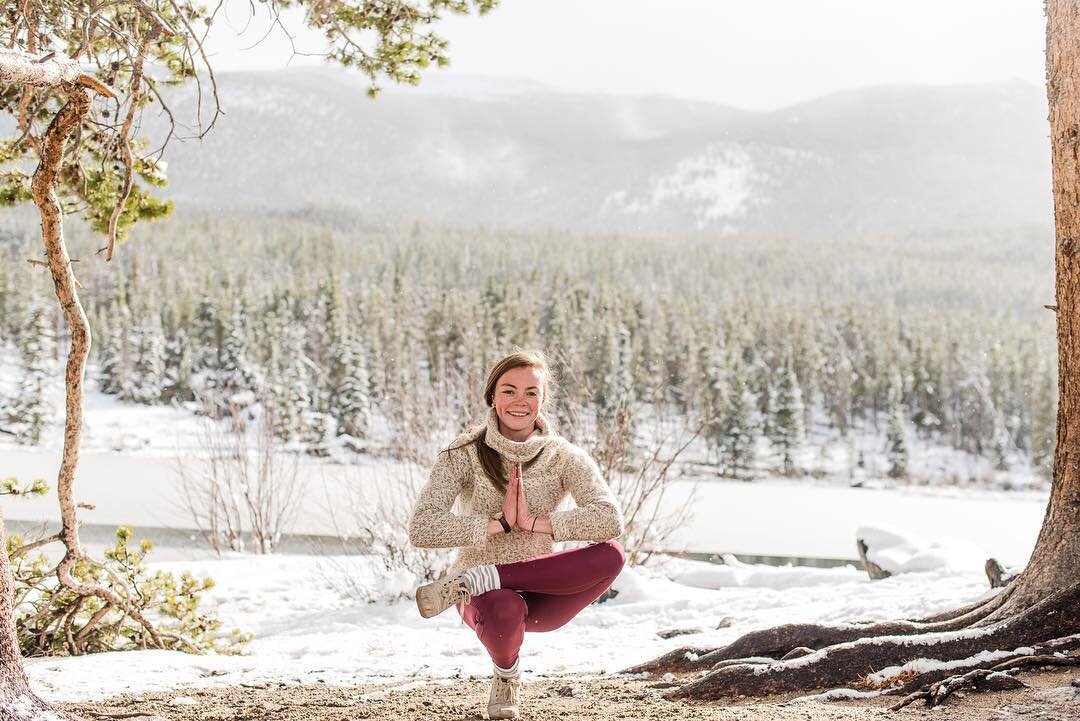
[{"left": 408, "top": 406, "right": 625, "bottom": 573}]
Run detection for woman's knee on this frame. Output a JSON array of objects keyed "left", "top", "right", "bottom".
[
  {"left": 594, "top": 539, "right": 627, "bottom": 575},
  {"left": 480, "top": 589, "right": 528, "bottom": 626}
]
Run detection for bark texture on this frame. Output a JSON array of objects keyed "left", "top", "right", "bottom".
[
  {"left": 0, "top": 86, "right": 93, "bottom": 721},
  {"left": 0, "top": 48, "right": 114, "bottom": 97},
  {"left": 985, "top": 0, "right": 1080, "bottom": 622},
  {"left": 0, "top": 509, "right": 77, "bottom": 720}
]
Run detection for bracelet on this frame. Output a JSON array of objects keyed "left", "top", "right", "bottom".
[{"left": 498, "top": 515, "right": 512, "bottom": 534}]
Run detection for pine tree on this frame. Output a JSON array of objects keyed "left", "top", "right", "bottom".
[
  {"left": 131, "top": 312, "right": 166, "bottom": 404},
  {"left": 162, "top": 329, "right": 195, "bottom": 403},
  {"left": 12, "top": 305, "right": 54, "bottom": 445},
  {"left": 217, "top": 301, "right": 261, "bottom": 407},
  {"left": 910, "top": 344, "right": 943, "bottom": 438},
  {"left": 717, "top": 369, "right": 756, "bottom": 479},
  {"left": 271, "top": 317, "right": 311, "bottom": 443},
  {"left": 885, "top": 370, "right": 909, "bottom": 479},
  {"left": 336, "top": 337, "right": 373, "bottom": 438},
  {"left": 769, "top": 354, "right": 804, "bottom": 475}
]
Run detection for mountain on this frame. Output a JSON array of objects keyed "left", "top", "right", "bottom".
[{"left": 143, "top": 69, "right": 1052, "bottom": 238}]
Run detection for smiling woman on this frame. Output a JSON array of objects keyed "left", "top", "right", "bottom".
[
  {"left": 493, "top": 365, "right": 545, "bottom": 441},
  {"left": 408, "top": 349, "right": 626, "bottom": 720}
]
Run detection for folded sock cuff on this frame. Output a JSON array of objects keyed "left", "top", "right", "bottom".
[{"left": 494, "top": 657, "right": 520, "bottom": 677}]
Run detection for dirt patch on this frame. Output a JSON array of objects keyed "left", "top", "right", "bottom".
[{"left": 61, "top": 668, "right": 1080, "bottom": 721}]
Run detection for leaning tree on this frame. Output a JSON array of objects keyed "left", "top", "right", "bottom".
[
  {"left": 628, "top": 0, "right": 1080, "bottom": 706},
  {"left": 0, "top": 1, "right": 495, "bottom": 718}
]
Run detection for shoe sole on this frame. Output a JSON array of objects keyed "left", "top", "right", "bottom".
[{"left": 416, "top": 586, "right": 436, "bottom": 618}]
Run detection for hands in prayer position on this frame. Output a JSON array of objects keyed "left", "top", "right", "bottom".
[{"left": 488, "top": 463, "right": 553, "bottom": 536}]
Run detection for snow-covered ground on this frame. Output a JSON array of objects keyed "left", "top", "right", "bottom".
[{"left": 25, "top": 550, "right": 1003, "bottom": 703}]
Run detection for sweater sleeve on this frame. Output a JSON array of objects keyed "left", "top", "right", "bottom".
[
  {"left": 408, "top": 447, "right": 489, "bottom": 549},
  {"left": 548, "top": 447, "right": 625, "bottom": 543}
]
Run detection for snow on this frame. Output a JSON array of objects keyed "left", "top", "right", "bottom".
[
  {"left": 0, "top": 346, "right": 1055, "bottom": 704},
  {"left": 603, "top": 143, "right": 757, "bottom": 231},
  {"left": 865, "top": 647, "right": 1032, "bottom": 687},
  {"left": 24, "top": 551, "right": 1003, "bottom": 703},
  {"left": 857, "top": 525, "right": 991, "bottom": 575},
  {"left": 650, "top": 553, "right": 866, "bottom": 589},
  {"left": 0, "top": 449, "right": 1046, "bottom": 567},
  {"left": 786, "top": 688, "right": 888, "bottom": 703}
]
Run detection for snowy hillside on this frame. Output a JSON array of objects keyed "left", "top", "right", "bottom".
[{"left": 140, "top": 70, "right": 1052, "bottom": 239}]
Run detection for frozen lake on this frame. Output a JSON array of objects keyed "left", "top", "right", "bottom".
[{"left": 1, "top": 449, "right": 1047, "bottom": 566}]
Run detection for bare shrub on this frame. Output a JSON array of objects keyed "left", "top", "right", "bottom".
[
  {"left": 320, "top": 457, "right": 455, "bottom": 603},
  {"left": 176, "top": 396, "right": 306, "bottom": 555},
  {"left": 553, "top": 349, "right": 703, "bottom": 565},
  {"left": 320, "top": 374, "right": 461, "bottom": 602}
]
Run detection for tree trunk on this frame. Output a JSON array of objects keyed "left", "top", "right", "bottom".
[
  {"left": 0, "top": 86, "right": 91, "bottom": 720},
  {"left": 987, "top": 0, "right": 1080, "bottom": 622},
  {"left": 0, "top": 508, "right": 77, "bottom": 720}
]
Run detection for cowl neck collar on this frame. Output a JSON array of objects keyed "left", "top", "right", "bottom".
[{"left": 484, "top": 405, "right": 553, "bottom": 463}]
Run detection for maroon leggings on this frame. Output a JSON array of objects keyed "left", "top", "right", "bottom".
[{"left": 455, "top": 540, "right": 626, "bottom": 669}]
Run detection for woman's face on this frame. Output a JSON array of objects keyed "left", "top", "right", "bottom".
[{"left": 493, "top": 365, "right": 545, "bottom": 439}]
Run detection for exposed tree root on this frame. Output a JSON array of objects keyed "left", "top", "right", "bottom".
[
  {"left": 658, "top": 582, "right": 1080, "bottom": 700},
  {"left": 881, "top": 634, "right": 1080, "bottom": 701},
  {"left": 623, "top": 585, "right": 1013, "bottom": 676},
  {"left": 889, "top": 644, "right": 1080, "bottom": 710}
]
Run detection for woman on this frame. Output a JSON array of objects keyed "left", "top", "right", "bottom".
[{"left": 408, "top": 350, "right": 626, "bottom": 720}]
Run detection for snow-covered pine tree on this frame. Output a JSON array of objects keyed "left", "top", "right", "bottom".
[
  {"left": 336, "top": 336, "right": 373, "bottom": 439},
  {"left": 12, "top": 304, "right": 54, "bottom": 445},
  {"left": 315, "top": 277, "right": 344, "bottom": 414},
  {"left": 1029, "top": 358, "right": 1057, "bottom": 480},
  {"left": 162, "top": 329, "right": 195, "bottom": 403},
  {"left": 191, "top": 296, "right": 223, "bottom": 379},
  {"left": 769, "top": 353, "right": 804, "bottom": 475},
  {"left": 717, "top": 365, "right": 756, "bottom": 479},
  {"left": 217, "top": 300, "right": 261, "bottom": 408},
  {"left": 885, "top": 369, "right": 908, "bottom": 479},
  {"left": 909, "top": 343, "right": 943, "bottom": 439},
  {"left": 97, "top": 275, "right": 135, "bottom": 399},
  {"left": 131, "top": 311, "right": 166, "bottom": 404},
  {"left": 273, "top": 311, "right": 312, "bottom": 443}
]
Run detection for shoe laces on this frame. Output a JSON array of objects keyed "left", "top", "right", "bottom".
[
  {"left": 445, "top": 577, "right": 472, "bottom": 619},
  {"left": 493, "top": 674, "right": 520, "bottom": 704}
]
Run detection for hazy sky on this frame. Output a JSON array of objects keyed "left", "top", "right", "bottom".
[{"left": 203, "top": 0, "right": 1047, "bottom": 111}]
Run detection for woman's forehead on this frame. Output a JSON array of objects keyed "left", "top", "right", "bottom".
[{"left": 498, "top": 366, "right": 544, "bottom": 387}]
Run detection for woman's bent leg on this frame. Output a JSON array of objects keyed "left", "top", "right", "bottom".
[
  {"left": 456, "top": 589, "right": 528, "bottom": 669},
  {"left": 496, "top": 540, "right": 626, "bottom": 596},
  {"left": 521, "top": 573, "right": 620, "bottom": 632}
]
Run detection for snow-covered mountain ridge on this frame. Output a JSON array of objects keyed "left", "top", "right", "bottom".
[{"left": 147, "top": 70, "right": 1051, "bottom": 239}]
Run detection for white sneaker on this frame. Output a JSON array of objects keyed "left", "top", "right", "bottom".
[
  {"left": 415, "top": 573, "right": 472, "bottom": 619},
  {"left": 488, "top": 669, "right": 522, "bottom": 720}
]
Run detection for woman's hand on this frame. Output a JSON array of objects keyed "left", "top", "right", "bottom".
[
  {"left": 513, "top": 463, "right": 553, "bottom": 534},
  {"left": 488, "top": 469, "right": 518, "bottom": 536},
  {"left": 503, "top": 465, "right": 520, "bottom": 525}
]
